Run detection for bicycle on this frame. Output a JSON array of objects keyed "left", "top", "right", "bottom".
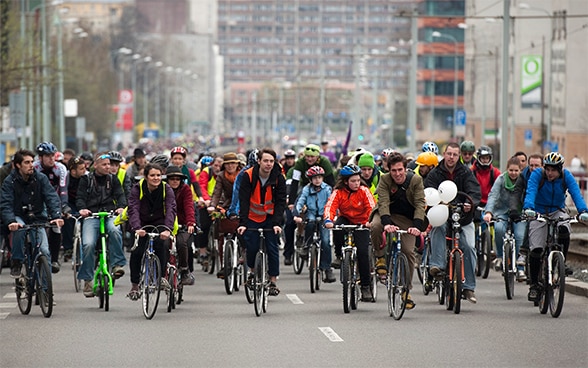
[
  {"left": 418, "top": 232, "right": 433, "bottom": 296},
  {"left": 204, "top": 216, "right": 221, "bottom": 275},
  {"left": 86, "top": 211, "right": 116, "bottom": 311},
  {"left": 474, "top": 207, "right": 492, "bottom": 279},
  {"left": 70, "top": 215, "right": 83, "bottom": 292},
  {"left": 166, "top": 231, "right": 181, "bottom": 312},
  {"left": 14, "top": 223, "right": 55, "bottom": 318},
  {"left": 384, "top": 230, "right": 410, "bottom": 320},
  {"left": 243, "top": 227, "right": 275, "bottom": 317},
  {"left": 292, "top": 223, "right": 306, "bottom": 275},
  {"left": 306, "top": 217, "right": 323, "bottom": 293},
  {"left": 334, "top": 224, "right": 372, "bottom": 313},
  {"left": 493, "top": 218, "right": 521, "bottom": 300},
  {"left": 131, "top": 225, "right": 171, "bottom": 320},
  {"left": 223, "top": 229, "right": 243, "bottom": 295}
]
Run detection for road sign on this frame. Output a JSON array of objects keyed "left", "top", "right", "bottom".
[
  {"left": 525, "top": 129, "right": 532, "bottom": 147},
  {"left": 455, "top": 109, "right": 466, "bottom": 136}
]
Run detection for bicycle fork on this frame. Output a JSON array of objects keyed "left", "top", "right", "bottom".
[
  {"left": 94, "top": 235, "right": 113, "bottom": 295},
  {"left": 448, "top": 233, "right": 465, "bottom": 283}
]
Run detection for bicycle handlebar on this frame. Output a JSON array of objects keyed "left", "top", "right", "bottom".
[{"left": 333, "top": 224, "right": 369, "bottom": 231}]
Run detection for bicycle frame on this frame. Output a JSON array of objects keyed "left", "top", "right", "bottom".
[
  {"left": 447, "top": 212, "right": 465, "bottom": 284},
  {"left": 90, "top": 212, "right": 115, "bottom": 297}
]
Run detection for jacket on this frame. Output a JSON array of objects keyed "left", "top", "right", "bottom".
[
  {"left": 210, "top": 169, "right": 239, "bottom": 210},
  {"left": 471, "top": 162, "right": 501, "bottom": 206},
  {"left": 239, "top": 163, "right": 287, "bottom": 227},
  {"left": 288, "top": 156, "right": 335, "bottom": 205},
  {"left": 324, "top": 185, "right": 375, "bottom": 225},
  {"left": 523, "top": 168, "right": 588, "bottom": 214},
  {"left": 128, "top": 180, "right": 177, "bottom": 232},
  {"left": 172, "top": 182, "right": 196, "bottom": 227},
  {"left": 294, "top": 182, "right": 332, "bottom": 221},
  {"left": 76, "top": 172, "right": 127, "bottom": 213},
  {"left": 485, "top": 173, "right": 521, "bottom": 219}
]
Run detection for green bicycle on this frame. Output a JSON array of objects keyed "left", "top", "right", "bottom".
[{"left": 87, "top": 211, "right": 116, "bottom": 311}]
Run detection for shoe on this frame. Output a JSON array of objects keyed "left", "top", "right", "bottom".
[
  {"left": 564, "top": 265, "right": 573, "bottom": 276},
  {"left": 127, "top": 289, "right": 140, "bottom": 301},
  {"left": 429, "top": 266, "right": 442, "bottom": 278},
  {"left": 181, "top": 271, "right": 194, "bottom": 285},
  {"left": 112, "top": 265, "right": 125, "bottom": 279},
  {"left": 63, "top": 249, "right": 73, "bottom": 263},
  {"left": 463, "top": 289, "right": 477, "bottom": 304},
  {"left": 51, "top": 261, "right": 61, "bottom": 274},
  {"left": 268, "top": 282, "right": 280, "bottom": 296},
  {"left": 323, "top": 268, "right": 336, "bottom": 283},
  {"left": 160, "top": 278, "right": 171, "bottom": 291},
  {"left": 83, "top": 281, "right": 94, "bottom": 298},
  {"left": 402, "top": 291, "right": 416, "bottom": 310},
  {"left": 216, "top": 268, "right": 225, "bottom": 279},
  {"left": 331, "top": 257, "right": 341, "bottom": 269},
  {"left": 10, "top": 260, "right": 22, "bottom": 278},
  {"left": 246, "top": 272, "right": 254, "bottom": 288},
  {"left": 528, "top": 285, "right": 540, "bottom": 302},
  {"left": 494, "top": 258, "right": 503, "bottom": 272},
  {"left": 516, "top": 255, "right": 526, "bottom": 266},
  {"left": 284, "top": 256, "right": 292, "bottom": 266},
  {"left": 361, "top": 285, "right": 373, "bottom": 302},
  {"left": 516, "top": 270, "right": 527, "bottom": 282},
  {"left": 375, "top": 257, "right": 387, "bottom": 277},
  {"left": 199, "top": 254, "right": 208, "bottom": 265}
]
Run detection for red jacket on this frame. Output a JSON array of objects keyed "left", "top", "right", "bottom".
[
  {"left": 471, "top": 164, "right": 501, "bottom": 206},
  {"left": 173, "top": 182, "right": 196, "bottom": 227},
  {"left": 324, "top": 185, "right": 375, "bottom": 224}
]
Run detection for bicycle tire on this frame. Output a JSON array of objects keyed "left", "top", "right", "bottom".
[
  {"left": 453, "top": 253, "right": 462, "bottom": 314},
  {"left": 421, "top": 245, "right": 430, "bottom": 296},
  {"left": 481, "top": 229, "right": 492, "bottom": 279},
  {"left": 389, "top": 252, "right": 409, "bottom": 320},
  {"left": 309, "top": 241, "right": 318, "bottom": 293},
  {"left": 549, "top": 251, "right": 565, "bottom": 318},
  {"left": 369, "top": 250, "right": 377, "bottom": 303},
  {"left": 0, "top": 236, "right": 6, "bottom": 274},
  {"left": 244, "top": 256, "right": 254, "bottom": 304},
  {"left": 72, "top": 235, "right": 82, "bottom": 292},
  {"left": 98, "top": 272, "right": 105, "bottom": 309},
  {"left": 103, "top": 274, "right": 110, "bottom": 312},
  {"left": 234, "top": 243, "right": 243, "bottom": 292},
  {"left": 36, "top": 255, "right": 53, "bottom": 318},
  {"left": 207, "top": 231, "right": 217, "bottom": 275},
  {"left": 350, "top": 256, "right": 359, "bottom": 310},
  {"left": 167, "top": 267, "right": 176, "bottom": 312},
  {"left": 292, "top": 233, "right": 305, "bottom": 275},
  {"left": 224, "top": 239, "right": 235, "bottom": 295},
  {"left": 253, "top": 251, "right": 264, "bottom": 317},
  {"left": 342, "top": 251, "right": 352, "bottom": 313},
  {"left": 538, "top": 256, "right": 549, "bottom": 314},
  {"left": 475, "top": 223, "right": 482, "bottom": 276},
  {"left": 504, "top": 241, "right": 515, "bottom": 300},
  {"left": 141, "top": 255, "right": 161, "bottom": 320},
  {"left": 16, "top": 262, "right": 32, "bottom": 315},
  {"left": 446, "top": 273, "right": 454, "bottom": 311},
  {"left": 316, "top": 241, "right": 321, "bottom": 291}
]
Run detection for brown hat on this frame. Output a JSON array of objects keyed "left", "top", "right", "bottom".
[
  {"left": 164, "top": 165, "right": 187, "bottom": 180},
  {"left": 222, "top": 152, "right": 240, "bottom": 164}
]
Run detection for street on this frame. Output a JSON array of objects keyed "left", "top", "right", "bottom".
[{"left": 1, "top": 255, "right": 587, "bottom": 368}]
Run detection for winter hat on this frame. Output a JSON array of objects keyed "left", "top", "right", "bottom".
[{"left": 357, "top": 152, "right": 375, "bottom": 168}]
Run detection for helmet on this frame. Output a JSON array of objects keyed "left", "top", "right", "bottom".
[
  {"left": 170, "top": 146, "right": 187, "bottom": 157},
  {"left": 339, "top": 164, "right": 361, "bottom": 178},
  {"left": 304, "top": 144, "right": 321, "bottom": 157},
  {"left": 306, "top": 165, "right": 325, "bottom": 178},
  {"left": 80, "top": 152, "right": 94, "bottom": 162},
  {"left": 422, "top": 141, "right": 439, "bottom": 154},
  {"left": 416, "top": 152, "right": 439, "bottom": 167},
  {"left": 36, "top": 141, "right": 57, "bottom": 155},
  {"left": 381, "top": 148, "right": 395, "bottom": 158},
  {"left": 373, "top": 154, "right": 382, "bottom": 162},
  {"left": 543, "top": 152, "right": 564, "bottom": 167},
  {"left": 476, "top": 145, "right": 493, "bottom": 167},
  {"left": 54, "top": 151, "right": 64, "bottom": 161},
  {"left": 108, "top": 151, "right": 124, "bottom": 163},
  {"left": 284, "top": 149, "right": 296, "bottom": 158},
  {"left": 200, "top": 155, "right": 214, "bottom": 166},
  {"left": 150, "top": 154, "right": 170, "bottom": 168},
  {"left": 247, "top": 149, "right": 259, "bottom": 166},
  {"left": 460, "top": 140, "right": 475, "bottom": 153}
]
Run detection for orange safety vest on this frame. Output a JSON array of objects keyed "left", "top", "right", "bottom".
[{"left": 245, "top": 167, "right": 275, "bottom": 222}]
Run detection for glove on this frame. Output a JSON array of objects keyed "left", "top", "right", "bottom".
[
  {"left": 523, "top": 209, "right": 536, "bottom": 219},
  {"left": 509, "top": 210, "right": 520, "bottom": 221},
  {"left": 579, "top": 212, "right": 588, "bottom": 222}
]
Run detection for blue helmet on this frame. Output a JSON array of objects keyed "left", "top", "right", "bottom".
[
  {"left": 36, "top": 141, "right": 57, "bottom": 155},
  {"left": 339, "top": 164, "right": 361, "bottom": 178},
  {"left": 422, "top": 141, "right": 439, "bottom": 154},
  {"left": 200, "top": 155, "right": 214, "bottom": 166}
]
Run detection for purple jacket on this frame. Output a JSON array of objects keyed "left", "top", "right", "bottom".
[{"left": 128, "top": 180, "right": 176, "bottom": 232}]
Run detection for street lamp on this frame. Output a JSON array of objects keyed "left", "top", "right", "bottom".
[
  {"left": 164, "top": 66, "right": 174, "bottom": 137},
  {"left": 174, "top": 67, "right": 183, "bottom": 133},
  {"left": 432, "top": 31, "right": 459, "bottom": 140},
  {"left": 130, "top": 53, "right": 142, "bottom": 129},
  {"left": 142, "top": 56, "right": 152, "bottom": 126}
]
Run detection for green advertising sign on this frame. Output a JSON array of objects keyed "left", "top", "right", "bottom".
[{"left": 521, "top": 55, "right": 542, "bottom": 108}]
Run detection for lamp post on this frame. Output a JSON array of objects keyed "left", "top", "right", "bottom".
[
  {"left": 174, "top": 68, "right": 183, "bottom": 133},
  {"left": 432, "top": 31, "right": 458, "bottom": 140},
  {"left": 130, "top": 53, "right": 142, "bottom": 129},
  {"left": 54, "top": 7, "right": 66, "bottom": 149},
  {"left": 154, "top": 62, "right": 164, "bottom": 130},
  {"left": 164, "top": 66, "right": 174, "bottom": 137},
  {"left": 141, "top": 56, "right": 152, "bottom": 126},
  {"left": 500, "top": 0, "right": 511, "bottom": 171}
]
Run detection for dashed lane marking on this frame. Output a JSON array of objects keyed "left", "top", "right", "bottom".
[
  {"left": 0, "top": 303, "right": 15, "bottom": 308},
  {"left": 0, "top": 312, "right": 9, "bottom": 319},
  {"left": 319, "top": 327, "right": 344, "bottom": 342},
  {"left": 286, "top": 294, "right": 304, "bottom": 304},
  {"left": 4, "top": 293, "right": 16, "bottom": 299}
]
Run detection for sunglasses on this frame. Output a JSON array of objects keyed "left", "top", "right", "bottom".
[
  {"left": 97, "top": 154, "right": 110, "bottom": 160},
  {"left": 306, "top": 147, "right": 319, "bottom": 152}
]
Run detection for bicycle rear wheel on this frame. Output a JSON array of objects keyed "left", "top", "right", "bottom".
[
  {"left": 167, "top": 267, "right": 176, "bottom": 312},
  {"left": 141, "top": 255, "right": 161, "bottom": 320},
  {"left": 342, "top": 252, "right": 352, "bottom": 313},
  {"left": 234, "top": 243, "right": 243, "bottom": 292},
  {"left": 538, "top": 256, "right": 549, "bottom": 313},
  {"left": 36, "top": 255, "right": 53, "bottom": 318},
  {"left": 72, "top": 235, "right": 82, "bottom": 292},
  {"left": 504, "top": 242, "right": 515, "bottom": 300},
  {"left": 420, "top": 245, "right": 431, "bottom": 295},
  {"left": 350, "top": 257, "right": 359, "bottom": 310},
  {"left": 548, "top": 252, "right": 565, "bottom": 318},
  {"left": 389, "top": 253, "right": 409, "bottom": 320},
  {"left": 481, "top": 230, "right": 492, "bottom": 279},
  {"left": 452, "top": 253, "right": 462, "bottom": 314},
  {"left": 16, "top": 262, "right": 32, "bottom": 315},
  {"left": 309, "top": 241, "right": 319, "bottom": 293},
  {"left": 253, "top": 251, "right": 264, "bottom": 317},
  {"left": 292, "top": 233, "right": 305, "bottom": 275},
  {"left": 224, "top": 240, "right": 235, "bottom": 295},
  {"left": 244, "top": 255, "right": 254, "bottom": 304}
]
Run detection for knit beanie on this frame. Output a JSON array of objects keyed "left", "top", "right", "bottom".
[{"left": 357, "top": 152, "right": 375, "bottom": 168}]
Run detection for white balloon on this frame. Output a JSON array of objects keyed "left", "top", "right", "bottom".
[
  {"left": 438, "top": 180, "right": 458, "bottom": 203},
  {"left": 424, "top": 187, "right": 441, "bottom": 206},
  {"left": 427, "top": 204, "right": 449, "bottom": 227}
]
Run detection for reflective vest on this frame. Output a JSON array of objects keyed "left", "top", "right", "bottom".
[
  {"left": 116, "top": 168, "right": 126, "bottom": 186},
  {"left": 245, "top": 167, "right": 275, "bottom": 222}
]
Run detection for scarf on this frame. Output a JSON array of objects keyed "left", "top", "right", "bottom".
[
  {"left": 504, "top": 174, "right": 516, "bottom": 191},
  {"left": 224, "top": 170, "right": 238, "bottom": 185}
]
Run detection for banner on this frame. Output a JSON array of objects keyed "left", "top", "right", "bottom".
[{"left": 521, "top": 55, "right": 542, "bottom": 108}]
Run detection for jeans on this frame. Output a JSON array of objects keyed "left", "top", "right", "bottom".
[
  {"left": 494, "top": 217, "right": 526, "bottom": 271},
  {"left": 303, "top": 220, "right": 331, "bottom": 270},
  {"left": 11, "top": 217, "right": 50, "bottom": 262},
  {"left": 430, "top": 221, "right": 477, "bottom": 291},
  {"left": 77, "top": 217, "right": 126, "bottom": 281},
  {"left": 242, "top": 219, "right": 280, "bottom": 277}
]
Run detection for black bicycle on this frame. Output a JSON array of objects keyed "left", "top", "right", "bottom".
[
  {"left": 306, "top": 217, "right": 324, "bottom": 293},
  {"left": 243, "top": 228, "right": 276, "bottom": 317},
  {"left": 384, "top": 230, "right": 410, "bottom": 320}
]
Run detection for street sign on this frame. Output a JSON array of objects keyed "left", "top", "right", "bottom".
[
  {"left": 455, "top": 109, "right": 466, "bottom": 136},
  {"left": 524, "top": 129, "right": 532, "bottom": 147}
]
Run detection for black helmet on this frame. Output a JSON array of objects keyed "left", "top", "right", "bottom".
[
  {"left": 150, "top": 154, "right": 170, "bottom": 168},
  {"left": 476, "top": 145, "right": 493, "bottom": 167},
  {"left": 108, "top": 151, "right": 124, "bottom": 163}
]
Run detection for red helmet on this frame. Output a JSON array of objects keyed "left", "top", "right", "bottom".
[
  {"left": 170, "top": 146, "right": 187, "bottom": 157},
  {"left": 306, "top": 165, "right": 325, "bottom": 178}
]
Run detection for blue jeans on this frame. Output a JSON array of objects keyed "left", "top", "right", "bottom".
[
  {"left": 11, "top": 217, "right": 50, "bottom": 262},
  {"left": 430, "top": 221, "right": 477, "bottom": 291},
  {"left": 494, "top": 217, "right": 526, "bottom": 270},
  {"left": 77, "top": 217, "right": 126, "bottom": 281},
  {"left": 303, "top": 220, "right": 332, "bottom": 270},
  {"left": 242, "top": 219, "right": 280, "bottom": 277}
]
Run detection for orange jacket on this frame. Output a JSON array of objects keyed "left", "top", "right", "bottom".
[{"left": 324, "top": 186, "right": 375, "bottom": 224}]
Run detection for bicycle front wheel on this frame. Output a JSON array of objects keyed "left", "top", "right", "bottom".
[
  {"left": 16, "top": 262, "right": 32, "bottom": 315},
  {"left": 420, "top": 245, "right": 431, "bottom": 295},
  {"left": 207, "top": 230, "right": 217, "bottom": 275},
  {"left": 548, "top": 251, "right": 566, "bottom": 318},
  {"left": 35, "top": 255, "right": 53, "bottom": 318},
  {"left": 102, "top": 274, "right": 110, "bottom": 312},
  {"left": 389, "top": 253, "right": 409, "bottom": 320},
  {"left": 369, "top": 251, "right": 378, "bottom": 303},
  {"left": 504, "top": 242, "right": 515, "bottom": 300},
  {"left": 452, "top": 253, "right": 462, "bottom": 314},
  {"left": 72, "top": 234, "right": 82, "bottom": 292},
  {"left": 309, "top": 241, "right": 319, "bottom": 293},
  {"left": 167, "top": 267, "right": 176, "bottom": 312},
  {"left": 481, "top": 230, "right": 492, "bottom": 279},
  {"left": 141, "top": 255, "right": 162, "bottom": 320},
  {"left": 342, "top": 252, "right": 352, "bottom": 313},
  {"left": 292, "top": 233, "right": 305, "bottom": 275},
  {"left": 538, "top": 256, "right": 549, "bottom": 313},
  {"left": 253, "top": 251, "right": 264, "bottom": 317},
  {"left": 224, "top": 240, "right": 235, "bottom": 295}
]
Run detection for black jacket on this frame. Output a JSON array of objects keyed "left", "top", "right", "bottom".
[{"left": 76, "top": 172, "right": 127, "bottom": 213}]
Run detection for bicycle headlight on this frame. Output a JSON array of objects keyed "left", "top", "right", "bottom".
[{"left": 451, "top": 212, "right": 461, "bottom": 222}]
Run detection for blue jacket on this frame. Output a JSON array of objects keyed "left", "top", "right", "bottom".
[
  {"left": 294, "top": 182, "right": 332, "bottom": 221},
  {"left": 523, "top": 168, "right": 588, "bottom": 214}
]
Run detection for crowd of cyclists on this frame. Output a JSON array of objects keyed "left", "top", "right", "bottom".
[{"left": 1, "top": 138, "right": 587, "bottom": 313}]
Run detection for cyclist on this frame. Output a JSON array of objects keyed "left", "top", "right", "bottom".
[
  {"left": 80, "top": 152, "right": 93, "bottom": 172},
  {"left": 34, "top": 141, "right": 68, "bottom": 273},
  {"left": 324, "top": 164, "right": 376, "bottom": 301},
  {"left": 424, "top": 142, "right": 481, "bottom": 303},
  {"left": 166, "top": 165, "right": 197, "bottom": 285},
  {"left": 460, "top": 140, "right": 476, "bottom": 167},
  {"left": 237, "top": 148, "right": 287, "bottom": 296},
  {"left": 282, "top": 149, "right": 297, "bottom": 174},
  {"left": 369, "top": 152, "right": 426, "bottom": 309},
  {"left": 62, "top": 148, "right": 76, "bottom": 167},
  {"left": 320, "top": 140, "right": 338, "bottom": 167},
  {"left": 471, "top": 145, "right": 501, "bottom": 207},
  {"left": 76, "top": 153, "right": 127, "bottom": 297},
  {"left": 125, "top": 148, "right": 147, "bottom": 184},
  {"left": 126, "top": 162, "right": 177, "bottom": 300},
  {"left": 169, "top": 146, "right": 203, "bottom": 198},
  {"left": 522, "top": 152, "right": 588, "bottom": 302},
  {"left": 413, "top": 151, "right": 439, "bottom": 180},
  {"left": 293, "top": 166, "right": 335, "bottom": 283},
  {"left": 207, "top": 152, "right": 243, "bottom": 278},
  {"left": 196, "top": 155, "right": 223, "bottom": 266},
  {"left": 227, "top": 149, "right": 259, "bottom": 219},
  {"left": 108, "top": 151, "right": 132, "bottom": 199},
  {"left": 357, "top": 152, "right": 380, "bottom": 199},
  {"left": 513, "top": 151, "right": 528, "bottom": 169},
  {"left": 1, "top": 149, "right": 64, "bottom": 277},
  {"left": 483, "top": 156, "right": 526, "bottom": 281},
  {"left": 61, "top": 156, "right": 87, "bottom": 263},
  {"left": 408, "top": 142, "right": 438, "bottom": 170}
]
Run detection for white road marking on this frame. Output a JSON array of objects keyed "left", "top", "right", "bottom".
[
  {"left": 319, "top": 327, "right": 344, "bottom": 342},
  {"left": 0, "top": 303, "right": 15, "bottom": 308},
  {"left": 286, "top": 294, "right": 304, "bottom": 304},
  {"left": 0, "top": 312, "right": 9, "bottom": 319},
  {"left": 4, "top": 293, "right": 16, "bottom": 299}
]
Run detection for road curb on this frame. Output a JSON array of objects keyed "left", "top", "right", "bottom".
[{"left": 567, "top": 278, "right": 588, "bottom": 298}]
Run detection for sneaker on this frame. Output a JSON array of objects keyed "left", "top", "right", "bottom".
[
  {"left": 402, "top": 291, "right": 416, "bottom": 310},
  {"left": 284, "top": 256, "right": 293, "bottom": 266},
  {"left": 216, "top": 267, "right": 225, "bottom": 279},
  {"left": 112, "top": 265, "right": 125, "bottom": 279},
  {"left": 323, "top": 268, "right": 336, "bottom": 283},
  {"left": 494, "top": 258, "right": 503, "bottom": 272},
  {"left": 199, "top": 254, "right": 208, "bottom": 265},
  {"left": 375, "top": 257, "right": 387, "bottom": 277},
  {"left": 127, "top": 289, "right": 140, "bottom": 301},
  {"left": 10, "top": 260, "right": 22, "bottom": 278},
  {"left": 516, "top": 255, "right": 526, "bottom": 266},
  {"left": 463, "top": 289, "right": 477, "bottom": 304},
  {"left": 528, "top": 285, "right": 540, "bottom": 302},
  {"left": 516, "top": 270, "right": 527, "bottom": 282},
  {"left": 63, "top": 249, "right": 73, "bottom": 263},
  {"left": 564, "top": 265, "right": 573, "bottom": 276},
  {"left": 181, "top": 270, "right": 194, "bottom": 285},
  {"left": 51, "top": 261, "right": 61, "bottom": 274},
  {"left": 246, "top": 272, "right": 254, "bottom": 288},
  {"left": 360, "top": 285, "right": 373, "bottom": 302},
  {"left": 268, "top": 282, "right": 280, "bottom": 296},
  {"left": 331, "top": 257, "right": 341, "bottom": 269},
  {"left": 429, "top": 266, "right": 442, "bottom": 278},
  {"left": 83, "top": 281, "right": 94, "bottom": 298}
]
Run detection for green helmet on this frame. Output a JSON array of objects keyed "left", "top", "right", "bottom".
[{"left": 460, "top": 140, "right": 475, "bottom": 153}]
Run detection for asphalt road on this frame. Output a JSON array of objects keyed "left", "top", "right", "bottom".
[{"left": 1, "top": 255, "right": 587, "bottom": 368}]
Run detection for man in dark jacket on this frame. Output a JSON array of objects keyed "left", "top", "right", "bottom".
[{"left": 424, "top": 142, "right": 481, "bottom": 303}]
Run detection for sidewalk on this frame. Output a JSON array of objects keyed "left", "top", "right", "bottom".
[{"left": 567, "top": 277, "right": 588, "bottom": 298}]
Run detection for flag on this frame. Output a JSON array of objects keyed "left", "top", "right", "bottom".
[{"left": 341, "top": 120, "right": 352, "bottom": 155}]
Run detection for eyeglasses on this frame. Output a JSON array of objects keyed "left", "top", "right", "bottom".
[{"left": 306, "top": 147, "right": 319, "bottom": 152}]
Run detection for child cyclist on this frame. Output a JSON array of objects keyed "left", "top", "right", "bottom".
[
  {"left": 293, "top": 166, "right": 336, "bottom": 283},
  {"left": 324, "top": 164, "right": 376, "bottom": 301}
]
